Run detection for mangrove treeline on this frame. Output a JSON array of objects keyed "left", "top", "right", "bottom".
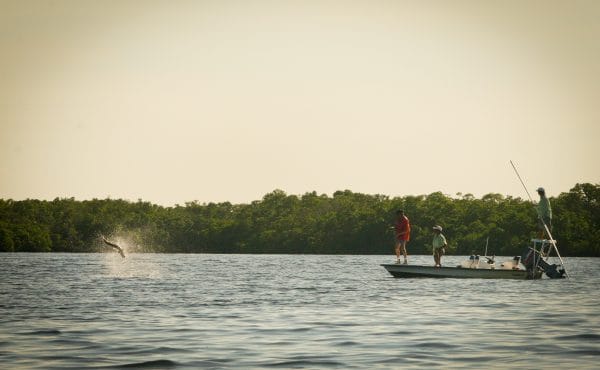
[{"left": 0, "top": 183, "right": 598, "bottom": 256}]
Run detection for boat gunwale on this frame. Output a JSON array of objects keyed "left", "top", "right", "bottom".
[{"left": 380, "top": 263, "right": 535, "bottom": 279}]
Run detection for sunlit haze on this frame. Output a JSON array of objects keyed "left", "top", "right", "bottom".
[{"left": 1, "top": 0, "right": 598, "bottom": 205}]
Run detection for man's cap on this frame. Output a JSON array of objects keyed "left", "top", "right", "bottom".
[
  {"left": 433, "top": 225, "right": 443, "bottom": 231},
  {"left": 537, "top": 187, "right": 545, "bottom": 193}
]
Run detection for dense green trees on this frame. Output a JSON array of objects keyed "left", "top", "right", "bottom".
[{"left": 0, "top": 183, "right": 598, "bottom": 256}]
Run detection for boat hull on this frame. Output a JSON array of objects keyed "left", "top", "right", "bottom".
[{"left": 381, "top": 264, "right": 538, "bottom": 279}]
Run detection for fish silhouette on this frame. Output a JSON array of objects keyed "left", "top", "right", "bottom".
[{"left": 102, "top": 236, "right": 125, "bottom": 258}]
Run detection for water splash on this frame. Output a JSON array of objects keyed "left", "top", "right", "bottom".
[
  {"left": 104, "top": 254, "right": 164, "bottom": 279},
  {"left": 99, "top": 232, "right": 163, "bottom": 278},
  {"left": 100, "top": 230, "right": 143, "bottom": 255}
]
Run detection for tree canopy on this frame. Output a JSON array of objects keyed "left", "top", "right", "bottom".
[{"left": 1, "top": 183, "right": 598, "bottom": 256}]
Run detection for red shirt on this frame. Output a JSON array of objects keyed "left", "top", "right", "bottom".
[{"left": 395, "top": 215, "right": 411, "bottom": 241}]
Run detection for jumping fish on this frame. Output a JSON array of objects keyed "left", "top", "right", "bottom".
[{"left": 102, "top": 236, "right": 126, "bottom": 258}]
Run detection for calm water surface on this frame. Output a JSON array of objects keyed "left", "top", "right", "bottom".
[{"left": 1, "top": 253, "right": 599, "bottom": 369}]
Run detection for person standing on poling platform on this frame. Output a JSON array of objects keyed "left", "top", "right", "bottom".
[
  {"left": 394, "top": 210, "right": 411, "bottom": 264},
  {"left": 536, "top": 187, "right": 552, "bottom": 239}
]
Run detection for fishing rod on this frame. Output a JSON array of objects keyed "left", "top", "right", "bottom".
[{"left": 509, "top": 160, "right": 569, "bottom": 278}]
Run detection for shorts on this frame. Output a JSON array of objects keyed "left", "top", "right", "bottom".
[{"left": 537, "top": 217, "right": 552, "bottom": 232}]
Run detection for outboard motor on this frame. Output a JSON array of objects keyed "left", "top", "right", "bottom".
[
  {"left": 521, "top": 247, "right": 566, "bottom": 279},
  {"left": 544, "top": 264, "right": 566, "bottom": 279}
]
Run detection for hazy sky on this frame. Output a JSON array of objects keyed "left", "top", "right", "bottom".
[{"left": 1, "top": 0, "right": 598, "bottom": 205}]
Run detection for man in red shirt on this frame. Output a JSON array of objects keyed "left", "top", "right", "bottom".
[{"left": 394, "top": 210, "right": 411, "bottom": 264}]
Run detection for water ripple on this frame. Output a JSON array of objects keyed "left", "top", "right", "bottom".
[
  {"left": 110, "top": 359, "right": 180, "bottom": 368},
  {"left": 1, "top": 254, "right": 599, "bottom": 369},
  {"left": 557, "top": 333, "right": 600, "bottom": 341}
]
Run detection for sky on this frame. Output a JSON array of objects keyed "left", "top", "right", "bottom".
[{"left": 1, "top": 0, "right": 598, "bottom": 205}]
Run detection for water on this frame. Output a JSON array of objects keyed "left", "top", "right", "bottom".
[{"left": 1, "top": 253, "right": 599, "bottom": 369}]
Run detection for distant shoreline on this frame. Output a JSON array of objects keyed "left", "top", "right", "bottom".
[{"left": 1, "top": 183, "right": 598, "bottom": 256}]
